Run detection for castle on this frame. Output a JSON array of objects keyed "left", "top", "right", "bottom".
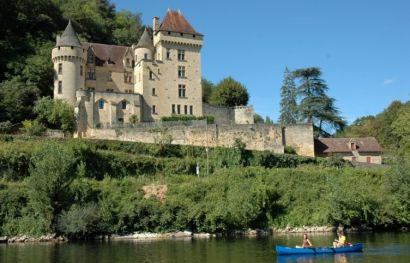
[
  {"left": 52, "top": 10, "right": 316, "bottom": 157},
  {"left": 53, "top": 10, "right": 238, "bottom": 137}
]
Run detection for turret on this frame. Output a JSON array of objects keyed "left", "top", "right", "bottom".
[
  {"left": 134, "top": 28, "right": 154, "bottom": 63},
  {"left": 51, "top": 20, "right": 86, "bottom": 106}
]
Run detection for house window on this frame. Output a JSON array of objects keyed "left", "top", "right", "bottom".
[
  {"left": 166, "top": 49, "right": 171, "bottom": 59},
  {"left": 58, "top": 63, "right": 62, "bottom": 74},
  {"left": 172, "top": 104, "right": 175, "bottom": 114},
  {"left": 189, "top": 105, "right": 193, "bottom": 115},
  {"left": 178, "top": 84, "right": 186, "bottom": 98},
  {"left": 87, "top": 52, "right": 95, "bottom": 64},
  {"left": 98, "top": 100, "right": 104, "bottom": 109},
  {"left": 184, "top": 105, "right": 188, "bottom": 115},
  {"left": 87, "top": 69, "right": 95, "bottom": 80},
  {"left": 149, "top": 71, "right": 154, "bottom": 80},
  {"left": 58, "top": 81, "right": 62, "bottom": 94},
  {"left": 178, "top": 49, "right": 185, "bottom": 61},
  {"left": 366, "top": 156, "right": 371, "bottom": 163},
  {"left": 177, "top": 104, "right": 181, "bottom": 114},
  {"left": 152, "top": 88, "right": 156, "bottom": 96},
  {"left": 152, "top": 105, "right": 156, "bottom": 114},
  {"left": 121, "top": 101, "right": 127, "bottom": 109},
  {"left": 80, "top": 65, "right": 83, "bottom": 76},
  {"left": 178, "top": 66, "right": 185, "bottom": 78},
  {"left": 108, "top": 71, "right": 112, "bottom": 81}
]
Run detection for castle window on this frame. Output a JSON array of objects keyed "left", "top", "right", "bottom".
[
  {"left": 193, "top": 34, "right": 196, "bottom": 38},
  {"left": 149, "top": 71, "right": 154, "bottom": 80},
  {"left": 58, "top": 81, "right": 62, "bottom": 94},
  {"left": 121, "top": 101, "right": 127, "bottom": 109},
  {"left": 178, "top": 66, "right": 186, "bottom": 78},
  {"left": 87, "top": 69, "right": 95, "bottom": 80},
  {"left": 189, "top": 105, "right": 193, "bottom": 115},
  {"left": 184, "top": 105, "right": 188, "bottom": 115},
  {"left": 168, "top": 31, "right": 171, "bottom": 35},
  {"left": 144, "top": 53, "right": 148, "bottom": 60},
  {"left": 152, "top": 105, "right": 156, "bottom": 114},
  {"left": 178, "top": 50, "right": 185, "bottom": 61},
  {"left": 98, "top": 100, "right": 104, "bottom": 109},
  {"left": 172, "top": 104, "right": 175, "bottom": 114},
  {"left": 108, "top": 71, "right": 112, "bottom": 81},
  {"left": 132, "top": 60, "right": 135, "bottom": 68},
  {"left": 87, "top": 52, "right": 95, "bottom": 64},
  {"left": 80, "top": 65, "right": 83, "bottom": 76},
  {"left": 58, "top": 63, "right": 62, "bottom": 74},
  {"left": 166, "top": 49, "right": 170, "bottom": 59},
  {"left": 180, "top": 33, "right": 183, "bottom": 36},
  {"left": 177, "top": 105, "right": 181, "bottom": 114},
  {"left": 152, "top": 88, "right": 156, "bottom": 96},
  {"left": 178, "top": 84, "right": 186, "bottom": 98},
  {"left": 106, "top": 89, "right": 114, "bottom": 92}
]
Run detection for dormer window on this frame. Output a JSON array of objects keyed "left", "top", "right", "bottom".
[
  {"left": 126, "top": 58, "right": 130, "bottom": 67},
  {"left": 87, "top": 51, "right": 95, "bottom": 64}
]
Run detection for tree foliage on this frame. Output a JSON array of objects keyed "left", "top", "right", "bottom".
[
  {"left": 34, "top": 97, "right": 76, "bottom": 132},
  {"left": 201, "top": 78, "right": 215, "bottom": 103},
  {"left": 279, "top": 67, "right": 298, "bottom": 124},
  {"left": 279, "top": 67, "right": 346, "bottom": 136},
  {"left": 338, "top": 100, "right": 410, "bottom": 157},
  {"left": 209, "top": 77, "right": 249, "bottom": 107}
]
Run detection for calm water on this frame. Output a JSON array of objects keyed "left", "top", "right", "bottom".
[{"left": 1, "top": 233, "right": 410, "bottom": 263}]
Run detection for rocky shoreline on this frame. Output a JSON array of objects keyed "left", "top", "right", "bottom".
[{"left": 3, "top": 225, "right": 405, "bottom": 244}]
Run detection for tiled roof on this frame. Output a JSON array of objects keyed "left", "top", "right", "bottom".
[
  {"left": 57, "top": 20, "right": 81, "bottom": 47},
  {"left": 159, "top": 10, "right": 202, "bottom": 35},
  {"left": 82, "top": 42, "right": 129, "bottom": 69},
  {"left": 315, "top": 137, "right": 383, "bottom": 154},
  {"left": 136, "top": 28, "right": 153, "bottom": 49}
]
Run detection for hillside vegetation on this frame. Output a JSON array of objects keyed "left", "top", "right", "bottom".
[{"left": 1, "top": 137, "right": 408, "bottom": 238}]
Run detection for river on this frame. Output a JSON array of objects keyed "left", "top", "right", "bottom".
[{"left": 1, "top": 232, "right": 410, "bottom": 262}]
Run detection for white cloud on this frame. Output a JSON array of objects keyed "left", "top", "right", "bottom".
[{"left": 382, "top": 78, "right": 396, "bottom": 85}]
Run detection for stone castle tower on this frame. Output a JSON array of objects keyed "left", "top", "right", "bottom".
[
  {"left": 52, "top": 10, "right": 255, "bottom": 138},
  {"left": 52, "top": 20, "right": 86, "bottom": 105}
]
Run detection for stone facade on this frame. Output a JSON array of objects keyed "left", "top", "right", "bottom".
[
  {"left": 88, "top": 123, "right": 315, "bottom": 157},
  {"left": 52, "top": 11, "right": 206, "bottom": 137},
  {"left": 203, "top": 103, "right": 254, "bottom": 124}
]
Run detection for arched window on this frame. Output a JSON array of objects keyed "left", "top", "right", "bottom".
[{"left": 98, "top": 100, "right": 105, "bottom": 109}]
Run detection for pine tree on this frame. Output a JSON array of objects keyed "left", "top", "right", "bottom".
[
  {"left": 279, "top": 67, "right": 298, "bottom": 124},
  {"left": 293, "top": 67, "right": 345, "bottom": 136}
]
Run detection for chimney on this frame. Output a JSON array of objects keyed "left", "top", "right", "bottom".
[{"left": 153, "top": 16, "right": 159, "bottom": 32}]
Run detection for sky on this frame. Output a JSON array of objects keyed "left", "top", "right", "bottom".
[{"left": 112, "top": 0, "right": 410, "bottom": 123}]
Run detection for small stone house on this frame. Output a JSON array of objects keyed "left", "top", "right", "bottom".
[{"left": 315, "top": 137, "right": 383, "bottom": 164}]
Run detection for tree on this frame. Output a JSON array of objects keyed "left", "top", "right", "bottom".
[
  {"left": 391, "top": 103, "right": 410, "bottom": 157},
  {"left": 254, "top": 114, "right": 264, "bottom": 124},
  {"left": 293, "top": 67, "right": 345, "bottom": 136},
  {"left": 265, "top": 116, "right": 274, "bottom": 124},
  {"left": 201, "top": 78, "right": 215, "bottom": 103},
  {"left": 112, "top": 10, "right": 144, "bottom": 46},
  {"left": 34, "top": 97, "right": 76, "bottom": 132},
  {"left": 27, "top": 142, "right": 79, "bottom": 232},
  {"left": 279, "top": 67, "right": 298, "bottom": 124},
  {"left": 0, "top": 77, "right": 40, "bottom": 123},
  {"left": 209, "top": 77, "right": 249, "bottom": 107}
]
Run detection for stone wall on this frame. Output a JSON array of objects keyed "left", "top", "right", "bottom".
[
  {"left": 203, "top": 103, "right": 255, "bottom": 125},
  {"left": 282, "top": 124, "right": 315, "bottom": 157},
  {"left": 88, "top": 123, "right": 315, "bottom": 156}
]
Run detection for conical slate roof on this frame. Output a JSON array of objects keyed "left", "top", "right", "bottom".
[
  {"left": 135, "top": 28, "right": 153, "bottom": 49},
  {"left": 57, "top": 20, "right": 81, "bottom": 47}
]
